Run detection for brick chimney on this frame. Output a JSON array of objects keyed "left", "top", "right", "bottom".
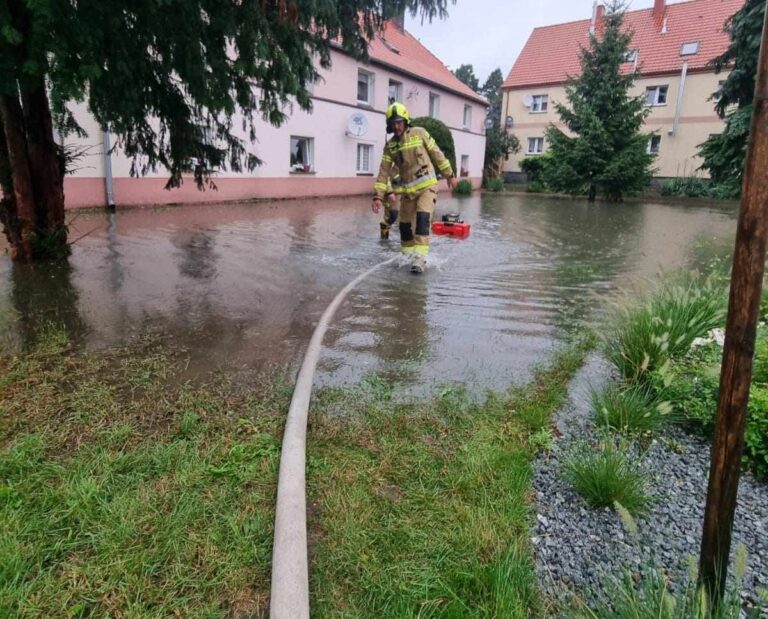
[
  {"left": 653, "top": 0, "right": 666, "bottom": 20},
  {"left": 589, "top": 2, "right": 605, "bottom": 35}
]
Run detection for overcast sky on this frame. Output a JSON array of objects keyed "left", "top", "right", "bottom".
[{"left": 405, "top": 0, "right": 694, "bottom": 85}]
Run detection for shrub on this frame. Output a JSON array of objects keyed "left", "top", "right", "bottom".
[
  {"left": 410, "top": 116, "right": 456, "bottom": 175},
  {"left": 519, "top": 156, "right": 547, "bottom": 182},
  {"left": 660, "top": 176, "right": 713, "bottom": 198},
  {"left": 526, "top": 180, "right": 547, "bottom": 193},
  {"left": 484, "top": 177, "right": 505, "bottom": 192},
  {"left": 593, "top": 384, "right": 673, "bottom": 434},
  {"left": 454, "top": 179, "right": 473, "bottom": 195},
  {"left": 563, "top": 438, "right": 652, "bottom": 516},
  {"left": 605, "top": 275, "right": 726, "bottom": 383}
]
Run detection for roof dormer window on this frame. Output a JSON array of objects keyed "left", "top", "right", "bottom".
[
  {"left": 680, "top": 41, "right": 700, "bottom": 56},
  {"left": 623, "top": 49, "right": 638, "bottom": 63}
]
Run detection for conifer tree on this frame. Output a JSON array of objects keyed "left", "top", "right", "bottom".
[
  {"left": 0, "top": 0, "right": 451, "bottom": 260},
  {"left": 544, "top": 0, "right": 653, "bottom": 202},
  {"left": 453, "top": 64, "right": 479, "bottom": 92},
  {"left": 698, "top": 0, "right": 765, "bottom": 198}
]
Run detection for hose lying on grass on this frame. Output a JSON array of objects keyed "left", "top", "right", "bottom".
[{"left": 270, "top": 255, "right": 399, "bottom": 619}]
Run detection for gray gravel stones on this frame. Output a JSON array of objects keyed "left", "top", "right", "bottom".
[{"left": 533, "top": 352, "right": 768, "bottom": 615}]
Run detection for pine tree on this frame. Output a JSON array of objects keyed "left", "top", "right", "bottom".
[
  {"left": 453, "top": 64, "right": 479, "bottom": 92},
  {"left": 480, "top": 68, "right": 504, "bottom": 130},
  {"left": 544, "top": 0, "right": 653, "bottom": 202},
  {"left": 698, "top": 0, "right": 765, "bottom": 198},
  {"left": 0, "top": 0, "right": 451, "bottom": 260}
]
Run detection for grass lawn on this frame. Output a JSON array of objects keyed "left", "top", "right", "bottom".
[{"left": 1, "top": 327, "right": 594, "bottom": 617}]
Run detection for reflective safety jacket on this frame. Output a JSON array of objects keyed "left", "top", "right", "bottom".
[{"left": 374, "top": 127, "right": 454, "bottom": 200}]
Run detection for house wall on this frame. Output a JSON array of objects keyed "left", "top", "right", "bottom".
[
  {"left": 62, "top": 48, "right": 486, "bottom": 209},
  {"left": 501, "top": 70, "right": 727, "bottom": 180}
]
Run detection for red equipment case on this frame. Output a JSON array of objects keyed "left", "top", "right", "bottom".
[{"left": 431, "top": 221, "right": 471, "bottom": 238}]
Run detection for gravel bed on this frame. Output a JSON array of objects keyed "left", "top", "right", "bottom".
[{"left": 533, "top": 352, "right": 768, "bottom": 616}]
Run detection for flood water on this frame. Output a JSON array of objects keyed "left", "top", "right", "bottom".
[{"left": 0, "top": 194, "right": 738, "bottom": 394}]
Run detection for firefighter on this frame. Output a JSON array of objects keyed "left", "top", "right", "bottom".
[
  {"left": 379, "top": 174, "right": 402, "bottom": 240},
  {"left": 371, "top": 102, "right": 457, "bottom": 273}
]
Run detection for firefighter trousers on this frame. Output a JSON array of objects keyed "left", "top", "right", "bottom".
[{"left": 398, "top": 188, "right": 436, "bottom": 256}]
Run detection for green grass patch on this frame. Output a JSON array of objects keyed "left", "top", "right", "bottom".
[
  {"left": 0, "top": 331, "right": 291, "bottom": 618},
  {"left": 563, "top": 437, "right": 653, "bottom": 516},
  {"left": 307, "top": 333, "right": 596, "bottom": 618}
]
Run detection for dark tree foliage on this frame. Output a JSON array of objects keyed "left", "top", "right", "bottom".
[
  {"left": 544, "top": 0, "right": 653, "bottom": 202},
  {"left": 453, "top": 63, "right": 479, "bottom": 92},
  {"left": 410, "top": 116, "right": 456, "bottom": 174},
  {"left": 483, "top": 128, "right": 519, "bottom": 178},
  {"left": 699, "top": 0, "right": 765, "bottom": 198},
  {"left": 0, "top": 0, "right": 453, "bottom": 259},
  {"left": 480, "top": 68, "right": 504, "bottom": 129}
]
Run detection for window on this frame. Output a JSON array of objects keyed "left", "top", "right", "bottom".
[
  {"left": 680, "top": 41, "right": 700, "bottom": 56},
  {"left": 647, "top": 135, "right": 661, "bottom": 155},
  {"left": 645, "top": 85, "right": 668, "bottom": 106},
  {"left": 527, "top": 137, "right": 544, "bottom": 155},
  {"left": 463, "top": 105, "right": 472, "bottom": 129},
  {"left": 290, "top": 136, "right": 314, "bottom": 172},
  {"left": 356, "top": 143, "right": 373, "bottom": 173},
  {"left": 429, "top": 92, "right": 440, "bottom": 118},
  {"left": 460, "top": 155, "right": 470, "bottom": 177},
  {"left": 531, "top": 94, "right": 548, "bottom": 113},
  {"left": 388, "top": 80, "right": 403, "bottom": 104},
  {"left": 624, "top": 49, "right": 638, "bottom": 63},
  {"left": 357, "top": 70, "right": 374, "bottom": 105}
]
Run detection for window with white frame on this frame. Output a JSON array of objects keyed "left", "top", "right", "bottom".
[
  {"left": 531, "top": 94, "right": 548, "bottom": 113},
  {"left": 623, "top": 49, "right": 638, "bottom": 63},
  {"left": 463, "top": 105, "right": 472, "bottom": 129},
  {"left": 357, "top": 70, "right": 374, "bottom": 105},
  {"left": 388, "top": 79, "right": 403, "bottom": 104},
  {"left": 356, "top": 143, "right": 373, "bottom": 173},
  {"left": 460, "top": 154, "right": 470, "bottom": 177},
  {"left": 527, "top": 137, "right": 544, "bottom": 155},
  {"left": 429, "top": 92, "right": 440, "bottom": 118},
  {"left": 645, "top": 85, "right": 668, "bottom": 106},
  {"left": 290, "top": 136, "right": 314, "bottom": 172},
  {"left": 647, "top": 135, "right": 661, "bottom": 155}
]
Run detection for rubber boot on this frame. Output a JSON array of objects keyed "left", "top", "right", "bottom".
[
  {"left": 380, "top": 222, "right": 390, "bottom": 240},
  {"left": 410, "top": 254, "right": 426, "bottom": 274}
]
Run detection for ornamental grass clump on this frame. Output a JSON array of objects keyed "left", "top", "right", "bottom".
[
  {"left": 563, "top": 438, "right": 652, "bottom": 516},
  {"left": 605, "top": 275, "right": 726, "bottom": 383},
  {"left": 592, "top": 384, "right": 674, "bottom": 434}
]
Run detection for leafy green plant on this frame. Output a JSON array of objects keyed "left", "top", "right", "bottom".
[
  {"left": 660, "top": 176, "right": 714, "bottom": 198},
  {"left": 593, "top": 384, "right": 673, "bottom": 434},
  {"left": 455, "top": 179, "right": 473, "bottom": 195},
  {"left": 563, "top": 437, "right": 652, "bottom": 516},
  {"left": 484, "top": 177, "right": 505, "bottom": 192}
]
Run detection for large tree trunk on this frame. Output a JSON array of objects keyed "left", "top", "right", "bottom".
[
  {"left": 0, "top": 0, "right": 68, "bottom": 260},
  {"left": 0, "top": 92, "right": 38, "bottom": 259},
  {"left": 21, "top": 81, "right": 66, "bottom": 235}
]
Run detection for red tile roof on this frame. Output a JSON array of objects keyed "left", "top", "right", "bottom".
[
  {"left": 367, "top": 21, "right": 487, "bottom": 104},
  {"left": 503, "top": 0, "right": 745, "bottom": 89}
]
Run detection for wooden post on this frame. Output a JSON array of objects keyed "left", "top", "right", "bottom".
[{"left": 698, "top": 6, "right": 768, "bottom": 605}]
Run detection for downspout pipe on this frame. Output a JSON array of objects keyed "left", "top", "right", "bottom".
[
  {"left": 102, "top": 128, "right": 116, "bottom": 210},
  {"left": 670, "top": 61, "right": 688, "bottom": 137},
  {"left": 270, "top": 254, "right": 399, "bottom": 619}
]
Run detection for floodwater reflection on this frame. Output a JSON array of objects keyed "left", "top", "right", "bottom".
[{"left": 0, "top": 195, "right": 737, "bottom": 394}]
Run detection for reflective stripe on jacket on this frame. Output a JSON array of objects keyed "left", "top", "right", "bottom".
[{"left": 373, "top": 127, "right": 454, "bottom": 200}]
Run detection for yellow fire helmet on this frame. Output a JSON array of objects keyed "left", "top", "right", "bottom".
[{"left": 385, "top": 102, "right": 410, "bottom": 131}]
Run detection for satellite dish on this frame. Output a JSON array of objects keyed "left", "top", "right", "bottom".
[
  {"left": 522, "top": 94, "right": 534, "bottom": 107},
  {"left": 347, "top": 112, "right": 368, "bottom": 137}
]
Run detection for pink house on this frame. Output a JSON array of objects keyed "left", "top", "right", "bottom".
[{"left": 63, "top": 21, "right": 488, "bottom": 209}]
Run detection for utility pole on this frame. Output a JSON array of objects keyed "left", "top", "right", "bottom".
[{"left": 699, "top": 5, "right": 768, "bottom": 606}]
